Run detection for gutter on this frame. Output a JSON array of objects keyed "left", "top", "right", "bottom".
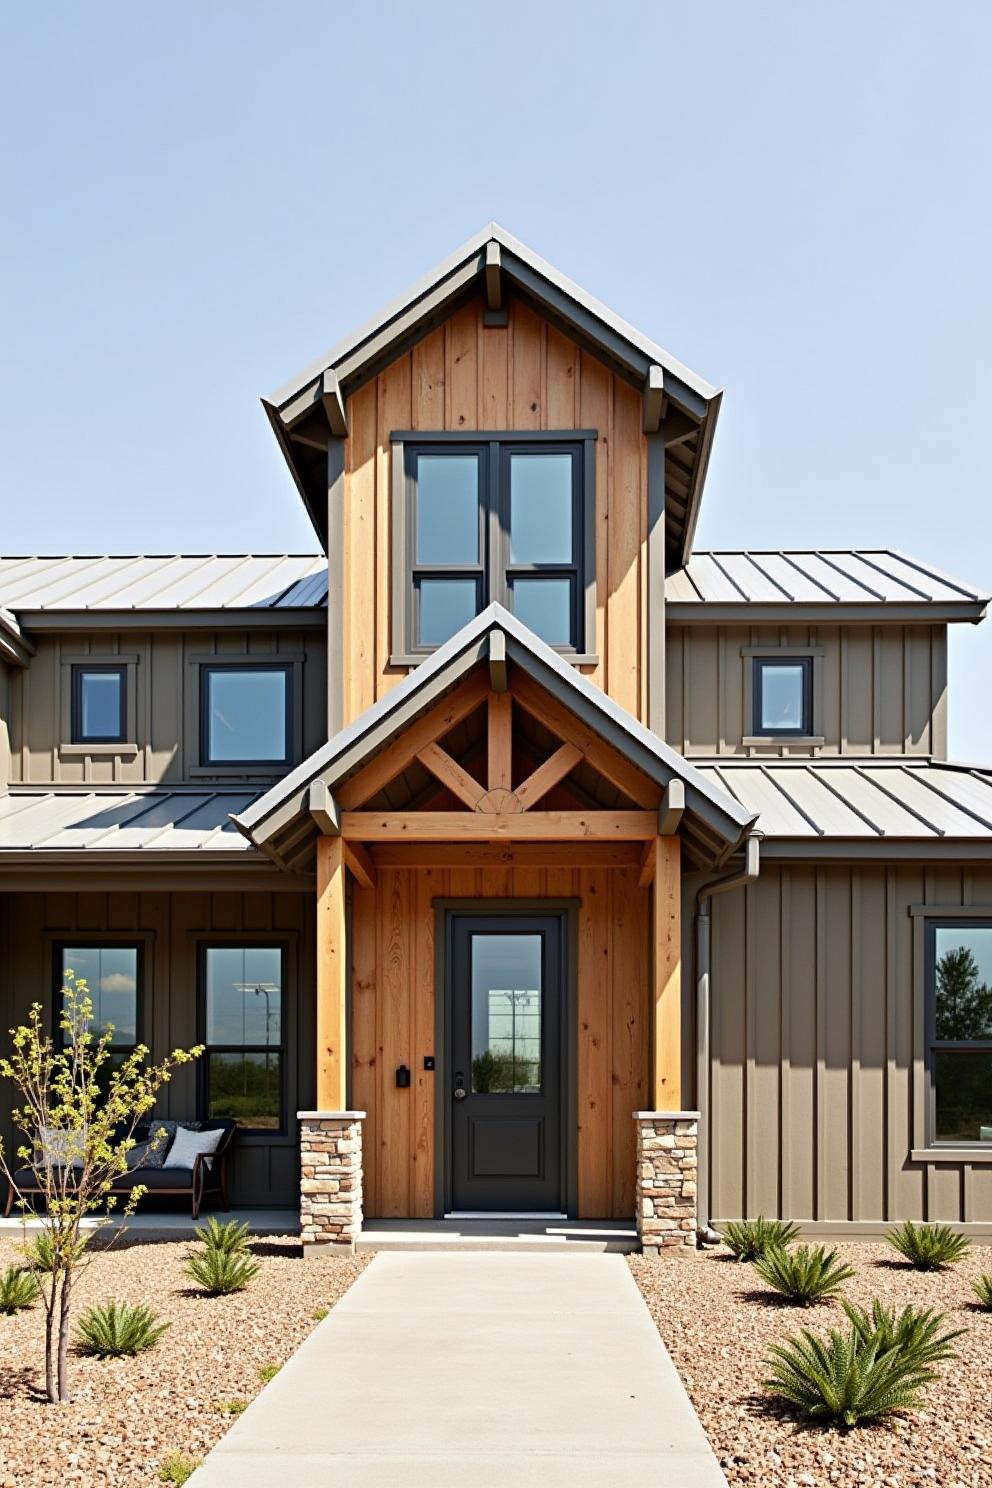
[{"left": 694, "top": 833, "right": 761, "bottom": 1244}]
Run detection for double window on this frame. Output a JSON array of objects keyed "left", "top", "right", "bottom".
[
  {"left": 200, "top": 945, "right": 285, "bottom": 1132},
  {"left": 927, "top": 921, "right": 992, "bottom": 1147},
  {"left": 71, "top": 665, "right": 127, "bottom": 745},
  {"left": 394, "top": 434, "right": 596, "bottom": 658},
  {"left": 200, "top": 664, "right": 291, "bottom": 767},
  {"left": 753, "top": 657, "right": 813, "bottom": 737}
]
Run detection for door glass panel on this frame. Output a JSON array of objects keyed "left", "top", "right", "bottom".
[
  {"left": 934, "top": 926, "right": 992, "bottom": 1040},
  {"left": 471, "top": 933, "right": 542, "bottom": 1093},
  {"left": 509, "top": 453, "right": 573, "bottom": 563},
  {"left": 417, "top": 454, "right": 479, "bottom": 564},
  {"left": 758, "top": 662, "right": 806, "bottom": 732},
  {"left": 418, "top": 578, "right": 479, "bottom": 646},
  {"left": 511, "top": 577, "right": 572, "bottom": 645}
]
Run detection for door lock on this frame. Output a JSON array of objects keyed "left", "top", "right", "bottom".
[{"left": 453, "top": 1072, "right": 467, "bottom": 1101}]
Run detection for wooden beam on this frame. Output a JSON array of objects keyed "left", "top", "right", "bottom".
[
  {"left": 514, "top": 742, "right": 583, "bottom": 812},
  {"left": 316, "top": 834, "right": 348, "bottom": 1110},
  {"left": 487, "top": 690, "right": 513, "bottom": 791},
  {"left": 511, "top": 673, "right": 660, "bottom": 808},
  {"left": 368, "top": 841, "right": 644, "bottom": 868},
  {"left": 485, "top": 240, "right": 502, "bottom": 310},
  {"left": 488, "top": 629, "right": 508, "bottom": 692},
  {"left": 416, "top": 741, "right": 486, "bottom": 810},
  {"left": 651, "top": 836, "right": 682, "bottom": 1109},
  {"left": 642, "top": 363, "right": 665, "bottom": 434},
  {"left": 342, "top": 810, "right": 657, "bottom": 842},
  {"left": 659, "top": 779, "right": 685, "bottom": 835},
  {"left": 659, "top": 405, "right": 698, "bottom": 447},
  {"left": 638, "top": 840, "right": 656, "bottom": 889},
  {"left": 337, "top": 671, "right": 489, "bottom": 808},
  {"left": 321, "top": 368, "right": 349, "bottom": 436},
  {"left": 343, "top": 839, "right": 377, "bottom": 890},
  {"left": 308, "top": 779, "right": 340, "bottom": 836}
]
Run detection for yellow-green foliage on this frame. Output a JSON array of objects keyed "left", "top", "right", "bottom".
[{"left": 158, "top": 1453, "right": 202, "bottom": 1484}]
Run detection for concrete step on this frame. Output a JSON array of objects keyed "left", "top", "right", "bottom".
[{"left": 356, "top": 1218, "right": 638, "bottom": 1252}]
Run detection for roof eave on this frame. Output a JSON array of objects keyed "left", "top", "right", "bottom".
[{"left": 666, "top": 600, "right": 989, "bottom": 626}]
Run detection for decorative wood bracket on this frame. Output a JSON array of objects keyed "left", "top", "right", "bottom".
[
  {"left": 309, "top": 779, "right": 341, "bottom": 835},
  {"left": 321, "top": 368, "right": 349, "bottom": 437}
]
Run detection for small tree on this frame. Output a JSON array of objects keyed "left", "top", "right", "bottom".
[{"left": 0, "top": 971, "right": 201, "bottom": 1403}]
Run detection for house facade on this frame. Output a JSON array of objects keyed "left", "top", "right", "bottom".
[{"left": 2, "top": 224, "right": 991, "bottom": 1248}]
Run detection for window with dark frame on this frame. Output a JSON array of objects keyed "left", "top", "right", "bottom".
[
  {"left": 927, "top": 920, "right": 992, "bottom": 1147},
  {"left": 54, "top": 943, "right": 141, "bottom": 1080},
  {"left": 753, "top": 657, "right": 813, "bottom": 736},
  {"left": 199, "top": 945, "right": 285, "bottom": 1132},
  {"left": 399, "top": 435, "right": 593, "bottom": 656},
  {"left": 199, "top": 664, "right": 291, "bottom": 767},
  {"left": 71, "top": 664, "right": 126, "bottom": 744}
]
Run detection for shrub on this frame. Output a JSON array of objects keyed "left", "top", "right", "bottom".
[
  {"left": 841, "top": 1297, "right": 965, "bottom": 1364},
  {"left": 722, "top": 1216, "right": 800, "bottom": 1263},
  {"left": 259, "top": 1362, "right": 280, "bottom": 1383},
  {"left": 972, "top": 1273, "right": 992, "bottom": 1309},
  {"left": 217, "top": 1398, "right": 247, "bottom": 1415},
  {"left": 76, "top": 1300, "right": 168, "bottom": 1357},
  {"left": 312, "top": 1307, "right": 329, "bottom": 1321},
  {"left": 753, "top": 1243, "right": 855, "bottom": 1306},
  {"left": 887, "top": 1219, "right": 970, "bottom": 1270},
  {"left": 158, "top": 1453, "right": 201, "bottom": 1484},
  {"left": 764, "top": 1320, "right": 943, "bottom": 1427},
  {"left": 0, "top": 1264, "right": 40, "bottom": 1313},
  {"left": 196, "top": 1216, "right": 252, "bottom": 1257},
  {"left": 23, "top": 1229, "right": 89, "bottom": 1274},
  {"left": 185, "top": 1245, "right": 259, "bottom": 1296}
]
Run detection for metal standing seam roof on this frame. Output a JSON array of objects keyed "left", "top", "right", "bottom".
[
  {"left": 0, "top": 555, "right": 327, "bottom": 612},
  {"left": 0, "top": 788, "right": 260, "bottom": 853}
]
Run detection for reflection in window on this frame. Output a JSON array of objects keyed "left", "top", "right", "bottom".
[
  {"left": 59, "top": 945, "right": 139, "bottom": 1047},
  {"left": 202, "top": 667, "right": 289, "bottom": 765},
  {"left": 203, "top": 946, "right": 284, "bottom": 1130},
  {"left": 930, "top": 924, "right": 992, "bottom": 1144},
  {"left": 471, "top": 934, "right": 542, "bottom": 1093}
]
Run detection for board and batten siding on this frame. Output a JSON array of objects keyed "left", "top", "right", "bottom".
[
  {"left": 341, "top": 296, "right": 651, "bottom": 725},
  {"left": 0, "top": 890, "right": 315, "bottom": 1207},
  {"left": 697, "top": 861, "right": 992, "bottom": 1230},
  {"left": 6, "top": 629, "right": 327, "bottom": 785},
  {"left": 666, "top": 623, "right": 947, "bottom": 758},
  {"left": 349, "top": 861, "right": 649, "bottom": 1220}
]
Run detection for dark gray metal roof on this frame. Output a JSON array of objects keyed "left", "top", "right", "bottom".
[
  {"left": 0, "top": 787, "right": 260, "bottom": 853},
  {"left": 0, "top": 554, "right": 327, "bottom": 612}
]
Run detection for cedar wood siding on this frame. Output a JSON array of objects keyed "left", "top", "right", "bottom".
[
  {"left": 666, "top": 623, "right": 948, "bottom": 758},
  {"left": 6, "top": 629, "right": 327, "bottom": 785},
  {"left": 694, "top": 860, "right": 992, "bottom": 1231},
  {"left": 0, "top": 890, "right": 316, "bottom": 1207},
  {"left": 341, "top": 296, "right": 651, "bottom": 725}
]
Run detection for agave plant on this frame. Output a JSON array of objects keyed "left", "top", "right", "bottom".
[
  {"left": 841, "top": 1297, "right": 965, "bottom": 1364},
  {"left": 753, "top": 1244, "right": 855, "bottom": 1306},
  {"left": 972, "top": 1273, "right": 992, "bottom": 1309},
  {"left": 185, "top": 1245, "right": 259, "bottom": 1296},
  {"left": 76, "top": 1300, "right": 169, "bottom": 1357},
  {"left": 887, "top": 1219, "right": 970, "bottom": 1271},
  {"left": 195, "top": 1216, "right": 252, "bottom": 1257},
  {"left": 764, "top": 1321, "right": 941, "bottom": 1427},
  {"left": 0, "top": 1264, "right": 40, "bottom": 1314},
  {"left": 721, "top": 1216, "right": 800, "bottom": 1263}
]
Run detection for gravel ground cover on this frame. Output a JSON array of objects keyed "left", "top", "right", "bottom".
[
  {"left": 0, "top": 1231, "right": 368, "bottom": 1488},
  {"left": 630, "top": 1242, "right": 992, "bottom": 1488}
]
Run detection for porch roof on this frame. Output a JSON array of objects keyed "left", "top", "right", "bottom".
[
  {"left": 0, "top": 786, "right": 259, "bottom": 854},
  {"left": 233, "top": 604, "right": 758, "bottom": 871}
]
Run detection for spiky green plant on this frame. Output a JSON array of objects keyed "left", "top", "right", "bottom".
[
  {"left": 972, "top": 1273, "right": 992, "bottom": 1309},
  {"left": 259, "top": 1362, "right": 280, "bottom": 1383},
  {"left": 764, "top": 1321, "right": 943, "bottom": 1427},
  {"left": 887, "top": 1219, "right": 970, "bottom": 1271},
  {"left": 195, "top": 1216, "right": 252, "bottom": 1257},
  {"left": 841, "top": 1297, "right": 966, "bottom": 1363},
  {"left": 0, "top": 1264, "right": 40, "bottom": 1313},
  {"left": 76, "top": 1300, "right": 168, "bottom": 1357},
  {"left": 23, "top": 1228, "right": 89, "bottom": 1274},
  {"left": 753, "top": 1244, "right": 856, "bottom": 1306},
  {"left": 158, "top": 1453, "right": 201, "bottom": 1484},
  {"left": 185, "top": 1245, "right": 259, "bottom": 1296},
  {"left": 721, "top": 1216, "right": 800, "bottom": 1263}
]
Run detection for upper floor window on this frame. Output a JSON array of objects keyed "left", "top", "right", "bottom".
[
  {"left": 928, "top": 921, "right": 992, "bottom": 1147},
  {"left": 71, "top": 664, "right": 126, "bottom": 744},
  {"left": 391, "top": 432, "right": 597, "bottom": 661},
  {"left": 753, "top": 657, "right": 812, "bottom": 737},
  {"left": 200, "top": 664, "right": 291, "bottom": 767}
]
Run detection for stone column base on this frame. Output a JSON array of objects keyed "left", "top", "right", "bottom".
[
  {"left": 298, "top": 1110, "right": 365, "bottom": 1254},
  {"left": 634, "top": 1111, "right": 699, "bottom": 1253}
]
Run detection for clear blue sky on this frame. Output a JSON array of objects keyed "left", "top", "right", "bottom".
[{"left": 2, "top": 2, "right": 990, "bottom": 757}]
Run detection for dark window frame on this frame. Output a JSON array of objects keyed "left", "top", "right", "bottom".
[
  {"left": 53, "top": 940, "right": 143, "bottom": 1056},
  {"left": 391, "top": 429, "right": 598, "bottom": 664},
  {"left": 199, "top": 662, "right": 293, "bottom": 769},
  {"left": 197, "top": 941, "right": 288, "bottom": 1137},
  {"left": 70, "top": 663, "right": 127, "bottom": 745},
  {"left": 925, "top": 917, "right": 992, "bottom": 1150},
  {"left": 752, "top": 656, "right": 814, "bottom": 737}
]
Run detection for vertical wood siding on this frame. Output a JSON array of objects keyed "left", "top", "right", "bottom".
[
  {"left": 350, "top": 863, "right": 648, "bottom": 1220},
  {"left": 702, "top": 861, "right": 992, "bottom": 1226},
  {"left": 342, "top": 297, "right": 649, "bottom": 723}
]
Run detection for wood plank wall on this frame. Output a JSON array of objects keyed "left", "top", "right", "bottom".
[
  {"left": 350, "top": 862, "right": 649, "bottom": 1220},
  {"left": 342, "top": 297, "right": 650, "bottom": 725}
]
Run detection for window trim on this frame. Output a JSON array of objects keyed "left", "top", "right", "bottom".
[
  {"left": 53, "top": 939, "right": 143, "bottom": 1055},
  {"left": 62, "top": 656, "right": 138, "bottom": 755},
  {"left": 924, "top": 915, "right": 992, "bottom": 1152},
  {"left": 197, "top": 941, "right": 288, "bottom": 1138},
  {"left": 197, "top": 661, "right": 295, "bottom": 771},
  {"left": 740, "top": 646, "right": 825, "bottom": 749},
  {"left": 390, "top": 429, "right": 599, "bottom": 666},
  {"left": 751, "top": 656, "right": 813, "bottom": 737}
]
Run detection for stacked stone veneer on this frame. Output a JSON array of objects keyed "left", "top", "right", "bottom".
[
  {"left": 634, "top": 1111, "right": 699, "bottom": 1253},
  {"left": 298, "top": 1111, "right": 365, "bottom": 1253}
]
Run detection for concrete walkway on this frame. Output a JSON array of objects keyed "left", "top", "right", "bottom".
[{"left": 191, "top": 1252, "right": 727, "bottom": 1488}]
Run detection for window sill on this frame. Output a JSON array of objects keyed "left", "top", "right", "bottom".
[
  {"left": 743, "top": 735, "right": 825, "bottom": 749},
  {"left": 911, "top": 1147, "right": 992, "bottom": 1164},
  {"left": 60, "top": 742, "right": 139, "bottom": 758},
  {"left": 187, "top": 764, "right": 291, "bottom": 779},
  {"left": 388, "top": 652, "right": 601, "bottom": 671}
]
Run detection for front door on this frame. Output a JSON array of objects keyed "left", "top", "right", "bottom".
[{"left": 448, "top": 913, "right": 564, "bottom": 1214}]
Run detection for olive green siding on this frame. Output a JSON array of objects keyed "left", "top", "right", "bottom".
[
  {"left": 0, "top": 889, "right": 315, "bottom": 1207},
  {"left": 5, "top": 629, "right": 327, "bottom": 785},
  {"left": 666, "top": 623, "right": 947, "bottom": 759},
  {"left": 694, "top": 860, "right": 992, "bottom": 1231}
]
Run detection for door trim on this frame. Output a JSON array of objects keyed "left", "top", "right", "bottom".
[{"left": 433, "top": 898, "right": 579, "bottom": 1220}]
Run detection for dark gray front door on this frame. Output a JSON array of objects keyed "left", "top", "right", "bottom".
[{"left": 449, "top": 913, "right": 564, "bottom": 1213}]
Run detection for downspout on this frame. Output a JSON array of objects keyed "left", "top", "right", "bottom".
[{"left": 695, "top": 834, "right": 760, "bottom": 1245}]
